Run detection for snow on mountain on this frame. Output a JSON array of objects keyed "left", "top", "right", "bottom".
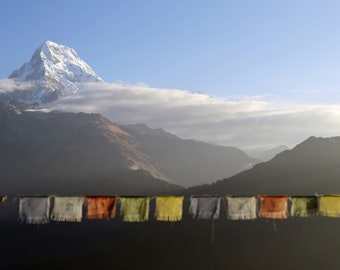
[{"left": 7, "top": 40, "right": 103, "bottom": 104}]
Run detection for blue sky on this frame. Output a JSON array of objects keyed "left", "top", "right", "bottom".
[{"left": 2, "top": 0, "right": 340, "bottom": 104}]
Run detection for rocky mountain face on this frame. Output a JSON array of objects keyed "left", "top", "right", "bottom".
[
  {"left": 189, "top": 136, "right": 340, "bottom": 195},
  {"left": 4, "top": 40, "right": 102, "bottom": 104}
]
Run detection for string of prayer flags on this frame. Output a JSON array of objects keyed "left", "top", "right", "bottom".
[
  {"left": 155, "top": 196, "right": 184, "bottom": 222},
  {"left": 119, "top": 197, "right": 149, "bottom": 222},
  {"left": 260, "top": 196, "right": 288, "bottom": 219},
  {"left": 0, "top": 196, "right": 7, "bottom": 202},
  {"left": 51, "top": 196, "right": 85, "bottom": 222},
  {"left": 11, "top": 193, "right": 340, "bottom": 224},
  {"left": 86, "top": 196, "right": 116, "bottom": 219},
  {"left": 290, "top": 196, "right": 318, "bottom": 217},
  {"left": 227, "top": 196, "right": 257, "bottom": 220},
  {"left": 19, "top": 196, "right": 51, "bottom": 224},
  {"left": 319, "top": 195, "right": 340, "bottom": 217},
  {"left": 190, "top": 196, "right": 221, "bottom": 219}
]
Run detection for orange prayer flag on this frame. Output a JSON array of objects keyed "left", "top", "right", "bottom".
[
  {"left": 260, "top": 196, "right": 288, "bottom": 219},
  {"left": 86, "top": 196, "right": 116, "bottom": 219}
]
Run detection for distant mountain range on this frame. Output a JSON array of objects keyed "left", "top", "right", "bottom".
[
  {"left": 0, "top": 101, "right": 259, "bottom": 194},
  {"left": 189, "top": 136, "right": 340, "bottom": 195}
]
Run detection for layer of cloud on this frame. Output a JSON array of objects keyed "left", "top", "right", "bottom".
[
  {"left": 0, "top": 79, "right": 35, "bottom": 93},
  {"left": 45, "top": 82, "right": 340, "bottom": 151}
]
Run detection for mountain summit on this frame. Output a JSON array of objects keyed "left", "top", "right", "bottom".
[{"left": 7, "top": 40, "right": 102, "bottom": 104}]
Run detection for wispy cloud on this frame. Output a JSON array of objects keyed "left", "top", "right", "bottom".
[
  {"left": 45, "top": 82, "right": 340, "bottom": 151},
  {"left": 0, "top": 79, "right": 35, "bottom": 93}
]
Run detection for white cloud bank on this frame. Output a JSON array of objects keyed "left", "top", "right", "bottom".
[{"left": 44, "top": 82, "right": 340, "bottom": 152}]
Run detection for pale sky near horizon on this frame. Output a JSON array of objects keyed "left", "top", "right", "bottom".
[{"left": 2, "top": 0, "right": 340, "bottom": 151}]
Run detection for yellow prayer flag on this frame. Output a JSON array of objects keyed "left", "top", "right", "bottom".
[
  {"left": 155, "top": 196, "right": 184, "bottom": 222},
  {"left": 319, "top": 196, "right": 340, "bottom": 217}
]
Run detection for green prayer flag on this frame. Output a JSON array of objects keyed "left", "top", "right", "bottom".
[
  {"left": 290, "top": 196, "right": 318, "bottom": 217},
  {"left": 119, "top": 197, "right": 149, "bottom": 222}
]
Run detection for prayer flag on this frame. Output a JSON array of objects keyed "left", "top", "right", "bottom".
[
  {"left": 319, "top": 195, "right": 340, "bottom": 217},
  {"left": 290, "top": 196, "right": 318, "bottom": 217},
  {"left": 227, "top": 196, "right": 257, "bottom": 220},
  {"left": 51, "top": 197, "right": 85, "bottom": 222},
  {"left": 189, "top": 196, "right": 220, "bottom": 219},
  {"left": 119, "top": 197, "right": 149, "bottom": 222},
  {"left": 155, "top": 196, "right": 184, "bottom": 221},
  {"left": 86, "top": 196, "right": 116, "bottom": 219},
  {"left": 19, "top": 196, "right": 50, "bottom": 224},
  {"left": 260, "top": 196, "right": 288, "bottom": 219}
]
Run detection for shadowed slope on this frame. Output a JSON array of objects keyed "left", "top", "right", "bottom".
[{"left": 0, "top": 102, "right": 179, "bottom": 195}]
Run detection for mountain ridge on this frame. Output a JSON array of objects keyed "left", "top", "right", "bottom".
[
  {"left": 0, "top": 101, "right": 178, "bottom": 195},
  {"left": 189, "top": 136, "right": 340, "bottom": 195}
]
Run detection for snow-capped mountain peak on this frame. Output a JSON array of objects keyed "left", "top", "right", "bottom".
[{"left": 7, "top": 40, "right": 103, "bottom": 104}]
